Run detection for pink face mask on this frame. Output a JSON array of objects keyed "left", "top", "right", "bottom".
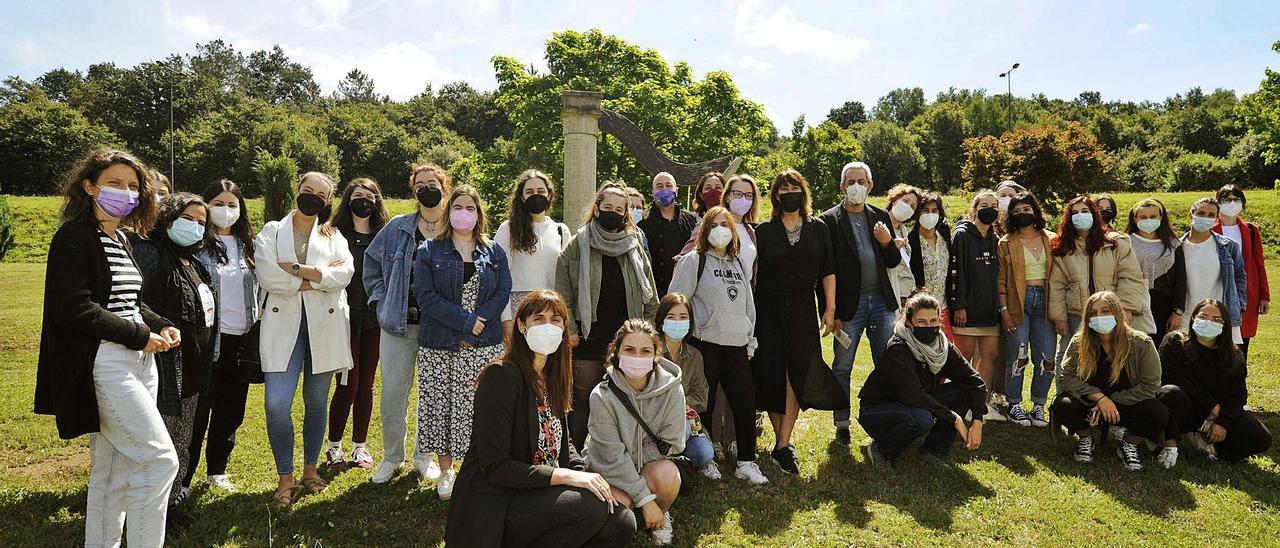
[
  {"left": 617, "top": 354, "right": 654, "bottom": 379},
  {"left": 450, "top": 208, "right": 478, "bottom": 231}
]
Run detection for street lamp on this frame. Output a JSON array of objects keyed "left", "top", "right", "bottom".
[{"left": 998, "top": 62, "right": 1020, "bottom": 130}]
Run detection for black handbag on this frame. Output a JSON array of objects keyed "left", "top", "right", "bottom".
[
  {"left": 235, "top": 291, "right": 269, "bottom": 384},
  {"left": 604, "top": 377, "right": 698, "bottom": 493}
]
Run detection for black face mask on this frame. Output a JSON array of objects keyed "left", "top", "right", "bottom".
[
  {"left": 1009, "top": 212, "right": 1036, "bottom": 230},
  {"left": 779, "top": 192, "right": 804, "bottom": 213},
  {"left": 297, "top": 193, "right": 326, "bottom": 217},
  {"left": 977, "top": 207, "right": 999, "bottom": 225},
  {"left": 416, "top": 185, "right": 443, "bottom": 209},
  {"left": 525, "top": 194, "right": 550, "bottom": 215},
  {"left": 596, "top": 210, "right": 625, "bottom": 231},
  {"left": 913, "top": 326, "right": 940, "bottom": 344},
  {"left": 349, "top": 197, "right": 376, "bottom": 219},
  {"left": 1100, "top": 209, "right": 1116, "bottom": 224}
]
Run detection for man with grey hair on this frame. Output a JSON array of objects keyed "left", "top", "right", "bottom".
[
  {"left": 638, "top": 171, "right": 698, "bottom": 295},
  {"left": 817, "top": 161, "right": 903, "bottom": 446}
]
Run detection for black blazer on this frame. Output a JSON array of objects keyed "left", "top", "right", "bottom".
[
  {"left": 446, "top": 361, "right": 584, "bottom": 547},
  {"left": 818, "top": 203, "right": 903, "bottom": 321},
  {"left": 34, "top": 219, "right": 171, "bottom": 439}
]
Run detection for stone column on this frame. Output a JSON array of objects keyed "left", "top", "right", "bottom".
[{"left": 561, "top": 90, "right": 602, "bottom": 231}]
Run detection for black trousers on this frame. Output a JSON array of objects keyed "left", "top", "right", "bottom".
[
  {"left": 184, "top": 333, "right": 251, "bottom": 484},
  {"left": 569, "top": 359, "right": 606, "bottom": 451},
  {"left": 1049, "top": 393, "right": 1170, "bottom": 443},
  {"left": 503, "top": 485, "right": 636, "bottom": 547},
  {"left": 691, "top": 338, "right": 758, "bottom": 462},
  {"left": 1156, "top": 385, "right": 1273, "bottom": 463}
]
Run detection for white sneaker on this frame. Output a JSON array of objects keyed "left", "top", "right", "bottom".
[
  {"left": 734, "top": 460, "right": 768, "bottom": 485},
  {"left": 983, "top": 403, "right": 1008, "bottom": 422},
  {"left": 651, "top": 511, "right": 674, "bottom": 545},
  {"left": 415, "top": 455, "right": 442, "bottom": 480},
  {"left": 700, "top": 463, "right": 722, "bottom": 480},
  {"left": 437, "top": 469, "right": 456, "bottom": 500},
  {"left": 206, "top": 474, "right": 236, "bottom": 492},
  {"left": 1156, "top": 447, "right": 1178, "bottom": 469},
  {"left": 371, "top": 461, "right": 401, "bottom": 484},
  {"left": 1109, "top": 425, "right": 1129, "bottom": 442}
]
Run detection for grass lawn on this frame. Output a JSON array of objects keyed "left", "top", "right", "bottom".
[{"left": 0, "top": 258, "right": 1277, "bottom": 547}]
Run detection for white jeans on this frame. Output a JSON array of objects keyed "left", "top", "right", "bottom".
[
  {"left": 85, "top": 340, "right": 179, "bottom": 548},
  {"left": 379, "top": 325, "right": 419, "bottom": 465}
]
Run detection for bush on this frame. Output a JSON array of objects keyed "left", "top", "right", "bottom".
[
  {"left": 253, "top": 150, "right": 299, "bottom": 223},
  {"left": 1229, "top": 133, "right": 1280, "bottom": 188},
  {"left": 0, "top": 87, "right": 119, "bottom": 195},
  {"left": 1166, "top": 151, "right": 1237, "bottom": 191},
  {"left": 0, "top": 192, "right": 14, "bottom": 261},
  {"left": 1111, "top": 146, "right": 1180, "bottom": 192}
]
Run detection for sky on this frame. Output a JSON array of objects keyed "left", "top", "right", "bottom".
[{"left": 3, "top": 0, "right": 1279, "bottom": 128}]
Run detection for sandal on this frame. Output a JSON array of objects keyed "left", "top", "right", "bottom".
[
  {"left": 300, "top": 475, "right": 328, "bottom": 495},
  {"left": 270, "top": 485, "right": 300, "bottom": 509}
]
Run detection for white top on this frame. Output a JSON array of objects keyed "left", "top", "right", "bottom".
[
  {"left": 1220, "top": 223, "right": 1243, "bottom": 249},
  {"left": 736, "top": 223, "right": 756, "bottom": 284},
  {"left": 99, "top": 229, "right": 143, "bottom": 323},
  {"left": 216, "top": 234, "right": 250, "bottom": 335},
  {"left": 1181, "top": 237, "right": 1243, "bottom": 343},
  {"left": 887, "top": 223, "right": 915, "bottom": 304},
  {"left": 494, "top": 218, "right": 568, "bottom": 291}
]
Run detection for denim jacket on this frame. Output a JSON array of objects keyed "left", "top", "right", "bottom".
[
  {"left": 364, "top": 213, "right": 420, "bottom": 335},
  {"left": 197, "top": 240, "right": 261, "bottom": 360},
  {"left": 1180, "top": 231, "right": 1247, "bottom": 327},
  {"left": 413, "top": 236, "right": 512, "bottom": 350}
]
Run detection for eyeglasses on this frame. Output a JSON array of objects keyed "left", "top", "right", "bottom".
[{"left": 729, "top": 190, "right": 754, "bottom": 200}]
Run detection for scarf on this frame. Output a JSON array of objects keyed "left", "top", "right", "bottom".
[
  {"left": 576, "top": 220, "right": 654, "bottom": 339},
  {"left": 893, "top": 322, "right": 949, "bottom": 374}
]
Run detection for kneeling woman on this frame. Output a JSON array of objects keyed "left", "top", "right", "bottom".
[
  {"left": 1157, "top": 299, "right": 1272, "bottom": 464},
  {"left": 858, "top": 293, "right": 987, "bottom": 471},
  {"left": 1052, "top": 291, "right": 1169, "bottom": 471},
  {"left": 445, "top": 290, "right": 635, "bottom": 547},
  {"left": 586, "top": 320, "right": 687, "bottom": 546}
]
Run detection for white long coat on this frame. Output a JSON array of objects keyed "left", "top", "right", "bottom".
[{"left": 254, "top": 212, "right": 355, "bottom": 374}]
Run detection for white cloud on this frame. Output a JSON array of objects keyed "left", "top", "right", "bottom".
[
  {"left": 301, "top": 0, "right": 351, "bottom": 31},
  {"left": 734, "top": 0, "right": 869, "bottom": 62},
  {"left": 289, "top": 41, "right": 461, "bottom": 99},
  {"left": 1127, "top": 22, "right": 1151, "bottom": 36},
  {"left": 736, "top": 55, "right": 773, "bottom": 72},
  {"left": 12, "top": 39, "right": 40, "bottom": 66}
]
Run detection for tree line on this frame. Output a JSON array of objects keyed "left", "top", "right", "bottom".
[{"left": 3, "top": 30, "right": 1280, "bottom": 220}]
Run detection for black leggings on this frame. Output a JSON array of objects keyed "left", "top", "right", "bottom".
[
  {"left": 185, "top": 333, "right": 251, "bottom": 484},
  {"left": 569, "top": 360, "right": 606, "bottom": 451},
  {"left": 1156, "top": 385, "right": 1273, "bottom": 463},
  {"left": 503, "top": 485, "right": 636, "bottom": 547},
  {"left": 1049, "top": 394, "right": 1169, "bottom": 442},
  {"left": 691, "top": 338, "right": 758, "bottom": 462}
]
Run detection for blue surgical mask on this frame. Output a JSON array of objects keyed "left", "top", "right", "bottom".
[
  {"left": 1071, "top": 212, "right": 1094, "bottom": 231},
  {"left": 663, "top": 320, "right": 690, "bottom": 342},
  {"left": 1088, "top": 314, "right": 1117, "bottom": 335},
  {"left": 1135, "top": 218, "right": 1161, "bottom": 234},
  {"left": 167, "top": 217, "right": 205, "bottom": 247},
  {"left": 1191, "top": 216, "right": 1216, "bottom": 233},
  {"left": 1192, "top": 318, "right": 1224, "bottom": 340}
]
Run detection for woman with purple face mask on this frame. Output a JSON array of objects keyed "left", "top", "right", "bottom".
[
  {"left": 585, "top": 319, "right": 687, "bottom": 546},
  {"left": 413, "top": 185, "right": 512, "bottom": 501}
]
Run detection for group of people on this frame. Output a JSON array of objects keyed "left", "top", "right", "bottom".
[{"left": 32, "top": 147, "right": 1273, "bottom": 548}]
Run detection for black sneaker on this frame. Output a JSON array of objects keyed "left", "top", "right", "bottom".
[
  {"left": 863, "top": 441, "right": 893, "bottom": 472},
  {"left": 920, "top": 451, "right": 952, "bottom": 470},
  {"left": 835, "top": 427, "right": 851, "bottom": 446},
  {"left": 1074, "top": 433, "right": 1096, "bottom": 463},
  {"left": 770, "top": 446, "right": 800, "bottom": 475}
]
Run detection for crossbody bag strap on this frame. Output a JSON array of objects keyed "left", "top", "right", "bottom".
[{"left": 605, "top": 377, "right": 671, "bottom": 455}]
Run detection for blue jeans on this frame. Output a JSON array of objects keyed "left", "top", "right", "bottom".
[
  {"left": 681, "top": 422, "right": 714, "bottom": 467},
  {"left": 1054, "top": 313, "right": 1082, "bottom": 366},
  {"left": 264, "top": 312, "right": 334, "bottom": 475},
  {"left": 1005, "top": 285, "right": 1056, "bottom": 405},
  {"left": 857, "top": 382, "right": 971, "bottom": 461},
  {"left": 833, "top": 293, "right": 897, "bottom": 427}
]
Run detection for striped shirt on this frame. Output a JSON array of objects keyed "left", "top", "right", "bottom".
[{"left": 99, "top": 230, "right": 143, "bottom": 323}]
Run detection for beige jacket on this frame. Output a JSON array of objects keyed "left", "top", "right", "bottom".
[
  {"left": 997, "top": 229, "right": 1056, "bottom": 325},
  {"left": 1048, "top": 233, "right": 1152, "bottom": 331}
]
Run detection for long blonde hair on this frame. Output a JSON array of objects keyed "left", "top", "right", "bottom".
[{"left": 1076, "top": 291, "right": 1134, "bottom": 385}]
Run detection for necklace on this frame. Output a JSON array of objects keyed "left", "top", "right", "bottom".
[{"left": 786, "top": 222, "right": 803, "bottom": 245}]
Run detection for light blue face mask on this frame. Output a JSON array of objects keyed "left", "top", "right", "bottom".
[
  {"left": 1071, "top": 212, "right": 1095, "bottom": 231},
  {"left": 1192, "top": 318, "right": 1224, "bottom": 340},
  {"left": 1088, "top": 314, "right": 1117, "bottom": 335},
  {"left": 1191, "top": 216, "right": 1216, "bottom": 233},
  {"left": 663, "top": 319, "right": 690, "bottom": 342},
  {"left": 1135, "top": 218, "right": 1162, "bottom": 234},
  {"left": 167, "top": 217, "right": 205, "bottom": 247}
]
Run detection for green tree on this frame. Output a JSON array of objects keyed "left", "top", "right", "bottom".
[
  {"left": 791, "top": 121, "right": 861, "bottom": 209},
  {"left": 872, "top": 87, "right": 926, "bottom": 126},
  {"left": 0, "top": 82, "right": 120, "bottom": 195},
  {"left": 1167, "top": 151, "right": 1237, "bottom": 191},
  {"left": 1239, "top": 40, "right": 1280, "bottom": 164},
  {"left": 336, "top": 69, "right": 378, "bottom": 103},
  {"left": 1229, "top": 132, "right": 1280, "bottom": 187},
  {"left": 253, "top": 149, "right": 299, "bottom": 222},
  {"left": 963, "top": 122, "right": 1112, "bottom": 211},
  {"left": 240, "top": 113, "right": 340, "bottom": 194},
  {"left": 908, "top": 102, "right": 970, "bottom": 191},
  {"left": 0, "top": 192, "right": 13, "bottom": 260},
  {"left": 857, "top": 120, "right": 925, "bottom": 189},
  {"left": 825, "top": 100, "right": 867, "bottom": 128},
  {"left": 242, "top": 45, "right": 321, "bottom": 104},
  {"left": 325, "top": 102, "right": 425, "bottom": 194}
]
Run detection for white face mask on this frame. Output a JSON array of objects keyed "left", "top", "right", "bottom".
[
  {"left": 708, "top": 225, "right": 733, "bottom": 249},
  {"left": 998, "top": 196, "right": 1013, "bottom": 212},
  {"left": 918, "top": 212, "right": 940, "bottom": 230},
  {"left": 1220, "top": 201, "right": 1243, "bottom": 218},
  {"left": 1071, "top": 212, "right": 1094, "bottom": 231},
  {"left": 891, "top": 200, "right": 916, "bottom": 222},
  {"left": 209, "top": 206, "right": 241, "bottom": 229},
  {"left": 524, "top": 323, "right": 564, "bottom": 356},
  {"left": 845, "top": 183, "right": 869, "bottom": 205}
]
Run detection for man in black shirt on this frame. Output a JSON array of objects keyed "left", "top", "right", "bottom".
[{"left": 637, "top": 171, "right": 698, "bottom": 296}]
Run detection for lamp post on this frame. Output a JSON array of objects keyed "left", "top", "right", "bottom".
[{"left": 998, "top": 62, "right": 1020, "bottom": 130}]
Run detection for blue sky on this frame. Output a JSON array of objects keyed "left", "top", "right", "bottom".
[{"left": 3, "top": 1, "right": 1279, "bottom": 127}]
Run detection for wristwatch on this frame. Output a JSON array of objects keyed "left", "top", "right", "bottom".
[{"left": 291, "top": 263, "right": 301, "bottom": 273}]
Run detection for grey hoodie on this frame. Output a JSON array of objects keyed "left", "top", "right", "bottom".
[
  {"left": 584, "top": 358, "right": 687, "bottom": 509},
  {"left": 668, "top": 250, "right": 758, "bottom": 353}
]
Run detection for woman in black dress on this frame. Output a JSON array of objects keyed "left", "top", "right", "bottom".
[{"left": 751, "top": 169, "right": 847, "bottom": 475}]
